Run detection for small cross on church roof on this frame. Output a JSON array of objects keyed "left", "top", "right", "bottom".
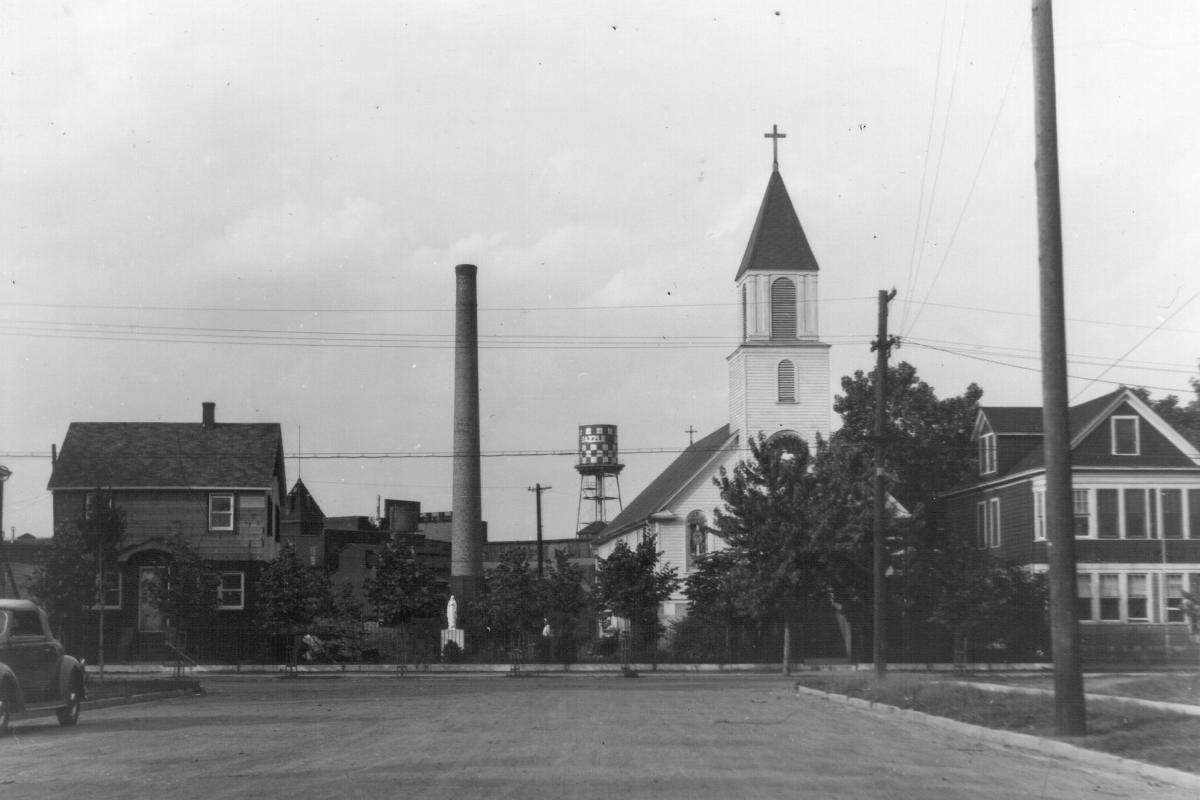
[{"left": 764, "top": 124, "right": 786, "bottom": 171}]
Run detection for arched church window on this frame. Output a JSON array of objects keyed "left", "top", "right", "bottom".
[
  {"left": 770, "top": 277, "right": 797, "bottom": 339},
  {"left": 777, "top": 359, "right": 795, "bottom": 402},
  {"left": 685, "top": 510, "right": 708, "bottom": 569}
]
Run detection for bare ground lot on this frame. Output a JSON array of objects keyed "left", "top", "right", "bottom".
[{"left": 1, "top": 673, "right": 1196, "bottom": 800}]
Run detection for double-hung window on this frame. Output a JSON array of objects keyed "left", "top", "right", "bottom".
[
  {"left": 978, "top": 433, "right": 996, "bottom": 475},
  {"left": 209, "top": 494, "right": 234, "bottom": 531},
  {"left": 1076, "top": 573, "right": 1093, "bottom": 621},
  {"left": 1162, "top": 490, "right": 1183, "bottom": 539},
  {"left": 1034, "top": 491, "right": 1046, "bottom": 541},
  {"left": 1099, "top": 575, "right": 1121, "bottom": 621},
  {"left": 1127, "top": 574, "right": 1149, "bottom": 621},
  {"left": 987, "top": 498, "right": 1001, "bottom": 548},
  {"left": 217, "top": 572, "right": 244, "bottom": 610},
  {"left": 1072, "top": 490, "right": 1090, "bottom": 536},
  {"left": 1166, "top": 574, "right": 1186, "bottom": 623},
  {"left": 1112, "top": 416, "right": 1140, "bottom": 455}
]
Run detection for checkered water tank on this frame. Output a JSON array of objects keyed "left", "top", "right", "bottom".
[{"left": 578, "top": 424, "right": 619, "bottom": 469}]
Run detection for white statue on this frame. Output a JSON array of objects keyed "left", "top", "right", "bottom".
[{"left": 446, "top": 595, "right": 458, "bottom": 630}]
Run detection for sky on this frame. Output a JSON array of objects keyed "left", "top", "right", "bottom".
[{"left": 2, "top": 2, "right": 1199, "bottom": 545}]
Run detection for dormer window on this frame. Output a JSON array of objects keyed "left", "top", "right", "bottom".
[
  {"left": 1112, "top": 416, "right": 1140, "bottom": 455},
  {"left": 979, "top": 432, "right": 997, "bottom": 475}
]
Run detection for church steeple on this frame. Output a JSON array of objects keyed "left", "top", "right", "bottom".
[
  {"left": 728, "top": 127, "right": 830, "bottom": 450},
  {"left": 735, "top": 169, "right": 820, "bottom": 281}
]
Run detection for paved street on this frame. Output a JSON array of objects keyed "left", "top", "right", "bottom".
[{"left": 0, "top": 673, "right": 1193, "bottom": 799}]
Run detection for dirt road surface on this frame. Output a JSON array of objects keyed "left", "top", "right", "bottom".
[{"left": 0, "top": 674, "right": 1193, "bottom": 799}]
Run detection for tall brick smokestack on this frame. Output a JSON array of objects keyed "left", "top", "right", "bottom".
[{"left": 451, "top": 263, "right": 483, "bottom": 601}]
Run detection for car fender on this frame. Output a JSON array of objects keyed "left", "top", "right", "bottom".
[
  {"left": 0, "top": 661, "right": 27, "bottom": 712},
  {"left": 54, "top": 656, "right": 86, "bottom": 703}
]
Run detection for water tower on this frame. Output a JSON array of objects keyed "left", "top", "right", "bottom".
[{"left": 575, "top": 424, "right": 624, "bottom": 535}]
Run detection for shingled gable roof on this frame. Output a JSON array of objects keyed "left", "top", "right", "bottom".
[
  {"left": 47, "top": 420, "right": 284, "bottom": 490},
  {"left": 594, "top": 425, "right": 736, "bottom": 545},
  {"left": 734, "top": 168, "right": 820, "bottom": 281},
  {"left": 963, "top": 387, "right": 1200, "bottom": 484}
]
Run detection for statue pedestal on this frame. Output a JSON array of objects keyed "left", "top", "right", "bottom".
[{"left": 440, "top": 629, "right": 464, "bottom": 652}]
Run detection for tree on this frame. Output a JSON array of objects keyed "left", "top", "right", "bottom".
[
  {"left": 594, "top": 534, "right": 679, "bottom": 656},
  {"left": 477, "top": 548, "right": 543, "bottom": 650},
  {"left": 911, "top": 532, "right": 1048, "bottom": 661},
  {"left": 140, "top": 540, "right": 220, "bottom": 656},
  {"left": 362, "top": 538, "right": 441, "bottom": 626},
  {"left": 832, "top": 361, "right": 982, "bottom": 514},
  {"left": 29, "top": 522, "right": 97, "bottom": 643},
  {"left": 711, "top": 433, "right": 823, "bottom": 673},
  {"left": 255, "top": 545, "right": 334, "bottom": 664},
  {"left": 540, "top": 549, "right": 592, "bottom": 664}
]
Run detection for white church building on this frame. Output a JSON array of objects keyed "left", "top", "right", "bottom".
[{"left": 593, "top": 145, "right": 831, "bottom": 620}]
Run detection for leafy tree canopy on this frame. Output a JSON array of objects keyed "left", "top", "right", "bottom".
[
  {"left": 832, "top": 361, "right": 981, "bottom": 513},
  {"left": 477, "top": 548, "right": 543, "bottom": 643},
  {"left": 362, "top": 537, "right": 442, "bottom": 626},
  {"left": 255, "top": 545, "right": 334, "bottom": 634},
  {"left": 595, "top": 534, "right": 679, "bottom": 631}
]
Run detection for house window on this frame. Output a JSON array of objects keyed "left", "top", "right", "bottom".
[
  {"left": 1076, "top": 573, "right": 1093, "bottom": 621},
  {"left": 770, "top": 278, "right": 797, "bottom": 339},
  {"left": 1162, "top": 490, "right": 1183, "bottom": 539},
  {"left": 1034, "top": 491, "right": 1046, "bottom": 541},
  {"left": 777, "top": 360, "right": 795, "bottom": 402},
  {"left": 978, "top": 433, "right": 996, "bottom": 475},
  {"left": 209, "top": 494, "right": 234, "bottom": 531},
  {"left": 92, "top": 571, "right": 122, "bottom": 610},
  {"left": 1112, "top": 416, "right": 1140, "bottom": 455},
  {"left": 987, "top": 498, "right": 1001, "bottom": 548},
  {"left": 217, "top": 572, "right": 244, "bottom": 610},
  {"left": 685, "top": 510, "right": 708, "bottom": 570},
  {"left": 975, "top": 502, "right": 987, "bottom": 549},
  {"left": 1073, "top": 490, "right": 1090, "bottom": 536},
  {"left": 1127, "top": 574, "right": 1149, "bottom": 621},
  {"left": 1097, "top": 489, "right": 1119, "bottom": 539},
  {"left": 1124, "top": 489, "right": 1148, "bottom": 538},
  {"left": 1190, "top": 490, "right": 1200, "bottom": 539},
  {"left": 1098, "top": 574, "right": 1121, "bottom": 621},
  {"left": 1166, "top": 574, "right": 1185, "bottom": 623}
]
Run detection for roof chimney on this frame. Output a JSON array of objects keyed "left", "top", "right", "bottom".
[{"left": 202, "top": 402, "right": 216, "bottom": 430}]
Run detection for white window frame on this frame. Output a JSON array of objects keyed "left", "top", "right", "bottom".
[
  {"left": 217, "top": 572, "right": 245, "bottom": 610},
  {"left": 987, "top": 498, "right": 1001, "bottom": 549},
  {"left": 1127, "top": 574, "right": 1150, "bottom": 621},
  {"left": 91, "top": 571, "right": 122, "bottom": 610},
  {"left": 209, "top": 493, "right": 234, "bottom": 531},
  {"left": 1098, "top": 574, "right": 1121, "bottom": 621},
  {"left": 1111, "top": 416, "right": 1140, "bottom": 456},
  {"left": 978, "top": 433, "right": 996, "bottom": 475},
  {"left": 1034, "top": 490, "right": 1046, "bottom": 541},
  {"left": 1076, "top": 572, "right": 1094, "bottom": 621}
]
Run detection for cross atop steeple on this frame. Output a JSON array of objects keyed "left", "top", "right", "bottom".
[{"left": 764, "top": 124, "right": 786, "bottom": 171}]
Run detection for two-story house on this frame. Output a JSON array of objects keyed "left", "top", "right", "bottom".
[
  {"left": 46, "top": 402, "right": 286, "bottom": 662},
  {"left": 941, "top": 387, "right": 1200, "bottom": 663}
]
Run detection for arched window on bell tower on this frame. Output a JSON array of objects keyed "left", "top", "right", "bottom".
[{"left": 771, "top": 277, "right": 796, "bottom": 339}]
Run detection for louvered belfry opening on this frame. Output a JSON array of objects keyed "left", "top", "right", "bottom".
[
  {"left": 770, "top": 277, "right": 797, "bottom": 339},
  {"left": 777, "top": 359, "right": 795, "bottom": 402}
]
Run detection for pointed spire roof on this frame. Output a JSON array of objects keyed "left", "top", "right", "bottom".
[{"left": 735, "top": 168, "right": 820, "bottom": 281}]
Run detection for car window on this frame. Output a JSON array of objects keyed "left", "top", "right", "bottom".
[
  {"left": 0, "top": 610, "right": 8, "bottom": 637},
  {"left": 10, "top": 610, "right": 43, "bottom": 637}
]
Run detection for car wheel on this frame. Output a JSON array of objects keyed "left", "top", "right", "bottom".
[
  {"left": 56, "top": 680, "right": 82, "bottom": 727},
  {"left": 0, "top": 685, "right": 11, "bottom": 736}
]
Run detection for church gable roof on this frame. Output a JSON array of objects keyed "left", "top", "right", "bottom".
[
  {"left": 735, "top": 169, "right": 820, "bottom": 281},
  {"left": 594, "top": 425, "right": 736, "bottom": 545}
]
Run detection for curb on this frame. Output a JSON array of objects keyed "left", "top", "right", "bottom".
[
  {"left": 793, "top": 684, "right": 1200, "bottom": 791},
  {"left": 83, "top": 686, "right": 203, "bottom": 712}
]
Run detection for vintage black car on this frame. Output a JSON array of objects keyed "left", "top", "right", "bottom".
[{"left": 0, "top": 599, "right": 86, "bottom": 734}]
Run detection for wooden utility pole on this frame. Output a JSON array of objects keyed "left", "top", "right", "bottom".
[
  {"left": 1032, "top": 0, "right": 1087, "bottom": 736},
  {"left": 528, "top": 484, "right": 551, "bottom": 578},
  {"left": 872, "top": 289, "right": 897, "bottom": 679}
]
